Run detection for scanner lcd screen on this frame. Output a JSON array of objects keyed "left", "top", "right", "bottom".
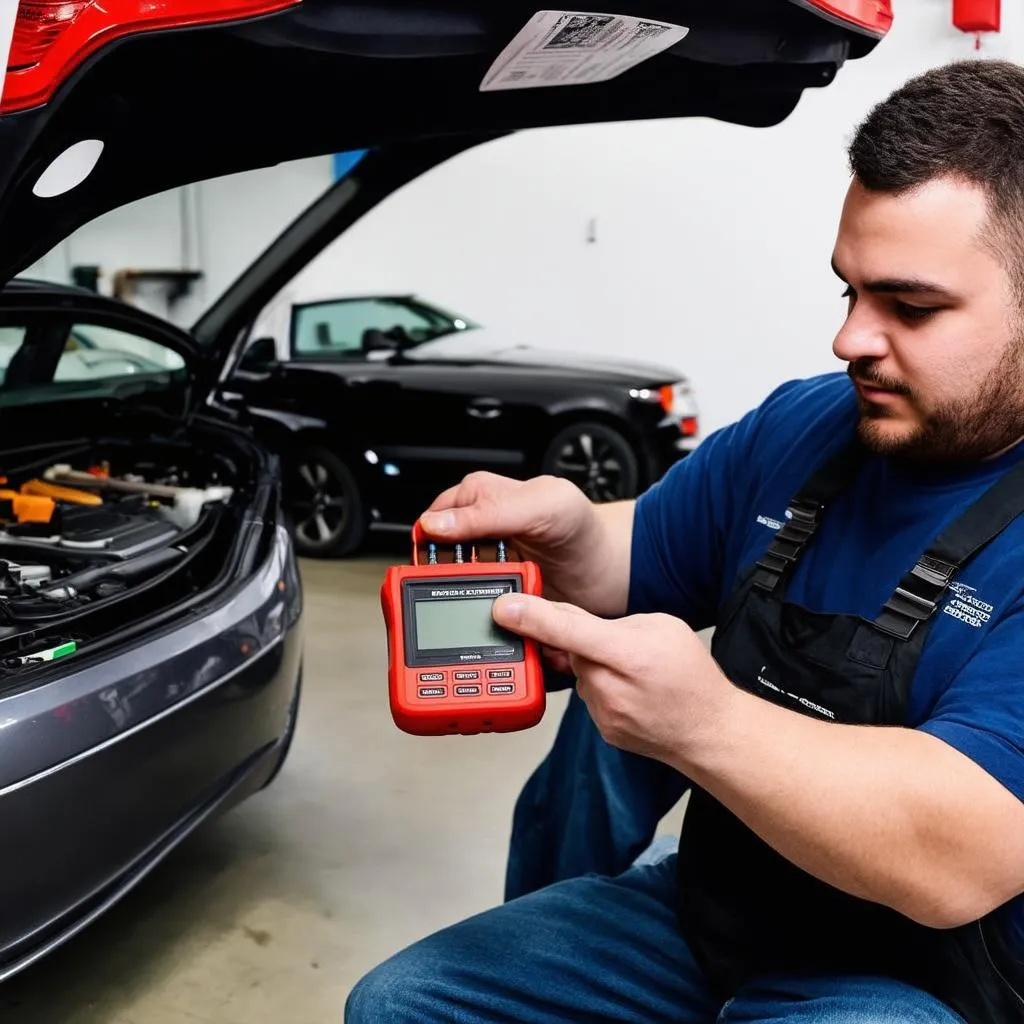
[{"left": 414, "top": 598, "right": 511, "bottom": 651}]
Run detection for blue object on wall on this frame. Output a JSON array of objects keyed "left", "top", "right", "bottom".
[{"left": 333, "top": 150, "right": 369, "bottom": 180}]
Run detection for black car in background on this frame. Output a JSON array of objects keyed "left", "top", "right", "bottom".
[{"left": 222, "top": 285, "right": 700, "bottom": 557}]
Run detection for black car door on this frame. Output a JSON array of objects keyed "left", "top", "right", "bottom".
[{"left": 374, "top": 358, "right": 529, "bottom": 515}]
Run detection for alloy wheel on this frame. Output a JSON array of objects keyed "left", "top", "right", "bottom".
[
  {"left": 290, "top": 459, "right": 349, "bottom": 548},
  {"left": 551, "top": 430, "right": 630, "bottom": 502}
]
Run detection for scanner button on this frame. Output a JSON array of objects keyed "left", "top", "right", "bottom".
[
  {"left": 418, "top": 686, "right": 447, "bottom": 699},
  {"left": 419, "top": 672, "right": 446, "bottom": 683},
  {"left": 454, "top": 671, "right": 480, "bottom": 681},
  {"left": 454, "top": 685, "right": 482, "bottom": 696},
  {"left": 488, "top": 684, "right": 515, "bottom": 696},
  {"left": 487, "top": 669, "right": 514, "bottom": 680}
]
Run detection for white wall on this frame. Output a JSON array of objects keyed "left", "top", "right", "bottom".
[
  {"left": 25, "top": 156, "right": 334, "bottom": 326},
  {"left": 24, "top": 2, "right": 1024, "bottom": 438}
]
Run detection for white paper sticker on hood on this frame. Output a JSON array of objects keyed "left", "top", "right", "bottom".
[
  {"left": 480, "top": 10, "right": 689, "bottom": 92},
  {"left": 0, "top": 0, "right": 16, "bottom": 105}
]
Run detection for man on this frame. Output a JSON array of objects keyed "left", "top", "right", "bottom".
[{"left": 347, "top": 59, "right": 1024, "bottom": 1022}]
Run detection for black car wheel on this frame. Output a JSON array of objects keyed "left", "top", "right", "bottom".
[
  {"left": 286, "top": 447, "right": 367, "bottom": 557},
  {"left": 542, "top": 422, "right": 640, "bottom": 501}
]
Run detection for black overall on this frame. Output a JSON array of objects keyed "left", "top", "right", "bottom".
[{"left": 676, "top": 443, "right": 1024, "bottom": 1022}]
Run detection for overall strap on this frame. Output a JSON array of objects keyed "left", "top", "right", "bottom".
[
  {"left": 874, "top": 456, "right": 1024, "bottom": 639},
  {"left": 752, "top": 442, "right": 866, "bottom": 593}
]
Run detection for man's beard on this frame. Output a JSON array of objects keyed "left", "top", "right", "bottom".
[{"left": 848, "top": 338, "right": 1024, "bottom": 464}]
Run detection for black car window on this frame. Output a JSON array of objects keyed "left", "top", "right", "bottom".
[
  {"left": 0, "top": 327, "right": 27, "bottom": 381},
  {"left": 56, "top": 324, "right": 185, "bottom": 379},
  {"left": 0, "top": 318, "right": 186, "bottom": 404},
  {"left": 291, "top": 298, "right": 458, "bottom": 358}
]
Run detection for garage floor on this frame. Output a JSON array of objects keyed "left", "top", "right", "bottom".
[{"left": 0, "top": 542, "right": 684, "bottom": 1023}]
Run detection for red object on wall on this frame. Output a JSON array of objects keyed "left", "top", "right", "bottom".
[{"left": 953, "top": 0, "right": 1000, "bottom": 34}]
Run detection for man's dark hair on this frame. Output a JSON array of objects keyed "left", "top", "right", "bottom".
[{"left": 849, "top": 59, "right": 1024, "bottom": 299}]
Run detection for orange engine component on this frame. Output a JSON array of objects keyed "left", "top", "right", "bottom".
[
  {"left": 21, "top": 479, "right": 103, "bottom": 506},
  {"left": 0, "top": 490, "right": 55, "bottom": 524}
]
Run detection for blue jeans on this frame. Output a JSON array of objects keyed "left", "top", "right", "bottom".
[
  {"left": 504, "top": 686, "right": 688, "bottom": 902},
  {"left": 345, "top": 853, "right": 964, "bottom": 1022}
]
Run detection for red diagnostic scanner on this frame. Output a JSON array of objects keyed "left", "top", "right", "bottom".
[{"left": 381, "top": 523, "right": 545, "bottom": 736}]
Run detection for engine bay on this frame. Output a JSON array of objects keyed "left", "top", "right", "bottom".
[{"left": 0, "top": 434, "right": 256, "bottom": 677}]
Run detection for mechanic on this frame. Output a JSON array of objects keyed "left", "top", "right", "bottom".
[{"left": 347, "top": 59, "right": 1024, "bottom": 1023}]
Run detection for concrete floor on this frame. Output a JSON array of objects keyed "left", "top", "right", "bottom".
[{"left": 0, "top": 541, "right": 684, "bottom": 1023}]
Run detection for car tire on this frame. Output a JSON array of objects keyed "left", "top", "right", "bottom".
[
  {"left": 286, "top": 446, "right": 367, "bottom": 558},
  {"left": 541, "top": 421, "right": 640, "bottom": 502}
]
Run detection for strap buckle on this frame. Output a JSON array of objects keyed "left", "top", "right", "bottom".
[
  {"left": 752, "top": 499, "right": 823, "bottom": 591},
  {"left": 873, "top": 556, "right": 958, "bottom": 640}
]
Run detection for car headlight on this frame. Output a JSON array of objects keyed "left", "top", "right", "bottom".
[{"left": 629, "top": 382, "right": 699, "bottom": 438}]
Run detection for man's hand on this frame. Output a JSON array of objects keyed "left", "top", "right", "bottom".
[
  {"left": 418, "top": 472, "right": 635, "bottom": 618},
  {"left": 494, "top": 592, "right": 1024, "bottom": 929},
  {"left": 493, "top": 592, "right": 733, "bottom": 763}
]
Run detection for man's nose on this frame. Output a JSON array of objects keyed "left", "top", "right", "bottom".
[{"left": 832, "top": 303, "right": 890, "bottom": 363}]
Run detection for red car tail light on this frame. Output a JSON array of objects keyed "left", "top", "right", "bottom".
[
  {"left": 791, "top": 0, "right": 893, "bottom": 37},
  {"left": 10, "top": 2, "right": 93, "bottom": 71},
  {"left": 2, "top": 0, "right": 303, "bottom": 114}
]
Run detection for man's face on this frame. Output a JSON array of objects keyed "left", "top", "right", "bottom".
[{"left": 831, "top": 176, "right": 1024, "bottom": 463}]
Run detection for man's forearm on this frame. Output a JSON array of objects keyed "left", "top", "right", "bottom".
[
  {"left": 674, "top": 682, "right": 1024, "bottom": 928},
  {"left": 569, "top": 499, "right": 635, "bottom": 618}
]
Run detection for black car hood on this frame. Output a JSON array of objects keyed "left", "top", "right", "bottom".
[
  {"left": 449, "top": 349, "right": 685, "bottom": 385},
  {"left": 0, "top": 1, "right": 890, "bottom": 376},
  {"left": 402, "top": 329, "right": 686, "bottom": 384}
]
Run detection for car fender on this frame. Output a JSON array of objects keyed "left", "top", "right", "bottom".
[
  {"left": 526, "top": 399, "right": 646, "bottom": 469},
  {"left": 257, "top": 418, "right": 371, "bottom": 489},
  {"left": 543, "top": 393, "right": 629, "bottom": 420}
]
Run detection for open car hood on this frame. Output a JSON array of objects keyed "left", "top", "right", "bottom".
[{"left": 0, "top": 1, "right": 891, "bottom": 363}]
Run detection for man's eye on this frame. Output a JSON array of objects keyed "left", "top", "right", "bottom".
[{"left": 894, "top": 301, "right": 939, "bottom": 321}]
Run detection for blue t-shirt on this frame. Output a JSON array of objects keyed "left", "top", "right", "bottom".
[{"left": 629, "top": 371, "right": 1024, "bottom": 944}]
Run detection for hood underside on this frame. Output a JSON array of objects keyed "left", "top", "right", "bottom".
[{"left": 0, "top": 1, "right": 885, "bottom": 293}]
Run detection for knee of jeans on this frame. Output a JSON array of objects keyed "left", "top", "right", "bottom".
[
  {"left": 345, "top": 951, "right": 452, "bottom": 1024},
  {"left": 345, "top": 962, "right": 409, "bottom": 1023}
]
